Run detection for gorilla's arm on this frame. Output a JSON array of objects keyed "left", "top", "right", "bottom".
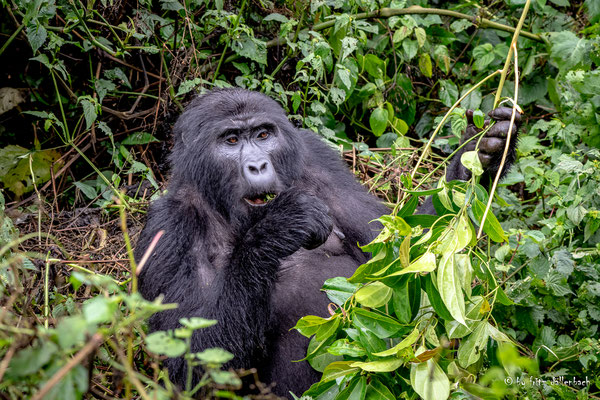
[
  {"left": 136, "top": 189, "right": 332, "bottom": 383},
  {"left": 418, "top": 107, "right": 521, "bottom": 215}
]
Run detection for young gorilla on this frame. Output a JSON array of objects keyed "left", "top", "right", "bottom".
[{"left": 136, "top": 89, "right": 520, "bottom": 397}]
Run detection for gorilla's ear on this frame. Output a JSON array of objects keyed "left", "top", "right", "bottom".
[{"left": 172, "top": 96, "right": 208, "bottom": 148}]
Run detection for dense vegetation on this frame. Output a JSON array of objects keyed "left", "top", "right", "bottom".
[{"left": 0, "top": 0, "right": 598, "bottom": 399}]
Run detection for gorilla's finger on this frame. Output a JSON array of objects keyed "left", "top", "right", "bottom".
[
  {"left": 479, "top": 137, "right": 506, "bottom": 154},
  {"left": 478, "top": 152, "right": 493, "bottom": 168},
  {"left": 463, "top": 124, "right": 479, "bottom": 140},
  {"left": 466, "top": 109, "right": 474, "bottom": 125},
  {"left": 487, "top": 120, "right": 519, "bottom": 138},
  {"left": 465, "top": 141, "right": 476, "bottom": 151},
  {"left": 489, "top": 107, "right": 522, "bottom": 123}
]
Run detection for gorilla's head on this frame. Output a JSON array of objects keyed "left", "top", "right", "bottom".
[{"left": 169, "top": 88, "right": 306, "bottom": 221}]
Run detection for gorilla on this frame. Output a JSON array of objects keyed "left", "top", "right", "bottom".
[{"left": 135, "top": 89, "right": 520, "bottom": 397}]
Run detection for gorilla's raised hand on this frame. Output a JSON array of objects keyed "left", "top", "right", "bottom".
[
  {"left": 244, "top": 189, "right": 334, "bottom": 259},
  {"left": 449, "top": 107, "right": 522, "bottom": 183}
]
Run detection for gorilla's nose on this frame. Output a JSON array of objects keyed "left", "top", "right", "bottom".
[{"left": 243, "top": 159, "right": 275, "bottom": 187}]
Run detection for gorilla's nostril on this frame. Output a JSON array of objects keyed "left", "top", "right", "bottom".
[
  {"left": 259, "top": 162, "right": 268, "bottom": 172},
  {"left": 248, "top": 165, "right": 258, "bottom": 173}
]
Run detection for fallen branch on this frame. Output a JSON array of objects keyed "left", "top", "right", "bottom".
[{"left": 31, "top": 333, "right": 104, "bottom": 400}]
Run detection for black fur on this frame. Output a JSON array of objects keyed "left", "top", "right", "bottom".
[{"left": 136, "top": 89, "right": 520, "bottom": 397}]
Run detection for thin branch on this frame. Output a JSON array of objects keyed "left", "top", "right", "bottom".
[
  {"left": 477, "top": 43, "right": 520, "bottom": 239},
  {"left": 267, "top": 6, "right": 543, "bottom": 47},
  {"left": 31, "top": 333, "right": 104, "bottom": 400},
  {"left": 494, "top": 0, "right": 533, "bottom": 107}
]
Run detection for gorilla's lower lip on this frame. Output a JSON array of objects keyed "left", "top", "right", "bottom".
[{"left": 244, "top": 193, "right": 278, "bottom": 206}]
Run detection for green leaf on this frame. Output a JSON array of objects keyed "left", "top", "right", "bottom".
[
  {"left": 146, "top": 331, "right": 187, "bottom": 357},
  {"left": 307, "top": 336, "right": 342, "bottom": 372},
  {"left": 472, "top": 43, "right": 495, "bottom": 71},
  {"left": 460, "top": 151, "right": 484, "bottom": 176},
  {"left": 95, "top": 79, "right": 116, "bottom": 103},
  {"left": 263, "top": 13, "right": 289, "bottom": 23},
  {"left": 439, "top": 80, "right": 458, "bottom": 108},
  {"left": 402, "top": 39, "right": 418, "bottom": 60},
  {"left": 352, "top": 308, "right": 404, "bottom": 339},
  {"left": 365, "top": 378, "right": 395, "bottom": 400},
  {"left": 548, "top": 31, "right": 590, "bottom": 72},
  {"left": 457, "top": 321, "right": 489, "bottom": 368},
  {"left": 370, "top": 108, "right": 388, "bottom": 137},
  {"left": 351, "top": 357, "right": 403, "bottom": 372},
  {"left": 83, "top": 296, "right": 117, "bottom": 324},
  {"left": 437, "top": 253, "right": 467, "bottom": 326},
  {"left": 231, "top": 35, "right": 267, "bottom": 65},
  {"left": 328, "top": 339, "right": 367, "bottom": 357},
  {"left": 392, "top": 280, "right": 412, "bottom": 323},
  {"left": 79, "top": 98, "right": 97, "bottom": 130},
  {"left": 73, "top": 181, "right": 97, "bottom": 199},
  {"left": 294, "top": 315, "right": 340, "bottom": 341},
  {"left": 194, "top": 348, "right": 234, "bottom": 365},
  {"left": 410, "top": 352, "right": 450, "bottom": 400},
  {"left": 461, "top": 87, "right": 482, "bottom": 110},
  {"left": 566, "top": 204, "right": 587, "bottom": 225},
  {"left": 122, "top": 132, "right": 159, "bottom": 145},
  {"left": 355, "top": 281, "right": 393, "bottom": 308},
  {"left": 472, "top": 109, "right": 485, "bottom": 129},
  {"left": 585, "top": 0, "right": 600, "bottom": 22},
  {"left": 322, "top": 277, "right": 359, "bottom": 306},
  {"left": 179, "top": 317, "right": 218, "bottom": 330},
  {"left": 373, "top": 327, "right": 420, "bottom": 356},
  {"left": 176, "top": 78, "right": 202, "bottom": 97},
  {"left": 8, "top": 341, "right": 58, "bottom": 377},
  {"left": 26, "top": 22, "right": 47, "bottom": 53},
  {"left": 337, "top": 375, "right": 367, "bottom": 400},
  {"left": 551, "top": 249, "right": 574, "bottom": 277},
  {"left": 471, "top": 199, "right": 507, "bottom": 243}
]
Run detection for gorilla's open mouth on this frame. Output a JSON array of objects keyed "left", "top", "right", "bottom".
[{"left": 244, "top": 192, "right": 278, "bottom": 206}]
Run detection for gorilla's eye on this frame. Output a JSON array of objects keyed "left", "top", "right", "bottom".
[
  {"left": 226, "top": 136, "right": 239, "bottom": 144},
  {"left": 257, "top": 131, "right": 269, "bottom": 140}
]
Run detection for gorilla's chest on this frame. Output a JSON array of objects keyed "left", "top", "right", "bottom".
[{"left": 273, "top": 228, "right": 362, "bottom": 324}]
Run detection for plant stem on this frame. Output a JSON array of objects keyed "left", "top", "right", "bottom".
[
  {"left": 409, "top": 69, "right": 501, "bottom": 181},
  {"left": 494, "top": 0, "right": 532, "bottom": 108},
  {"left": 0, "top": 23, "right": 24, "bottom": 57},
  {"left": 119, "top": 204, "right": 137, "bottom": 292},
  {"left": 477, "top": 43, "right": 521, "bottom": 239},
  {"left": 44, "top": 252, "right": 50, "bottom": 329}
]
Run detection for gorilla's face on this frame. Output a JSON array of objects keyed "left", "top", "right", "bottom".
[
  {"left": 217, "top": 118, "right": 282, "bottom": 207},
  {"left": 170, "top": 89, "right": 305, "bottom": 222}
]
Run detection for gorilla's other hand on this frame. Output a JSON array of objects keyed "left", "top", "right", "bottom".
[
  {"left": 246, "top": 189, "right": 334, "bottom": 256},
  {"left": 463, "top": 107, "right": 521, "bottom": 167},
  {"left": 448, "top": 106, "right": 522, "bottom": 183}
]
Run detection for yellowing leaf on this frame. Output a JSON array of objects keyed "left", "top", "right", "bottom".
[
  {"left": 351, "top": 357, "right": 403, "bottom": 372},
  {"left": 381, "top": 252, "right": 437, "bottom": 278},
  {"left": 373, "top": 328, "right": 420, "bottom": 357},
  {"left": 460, "top": 150, "right": 484, "bottom": 176}
]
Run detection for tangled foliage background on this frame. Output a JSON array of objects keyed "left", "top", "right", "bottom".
[{"left": 0, "top": 0, "right": 599, "bottom": 399}]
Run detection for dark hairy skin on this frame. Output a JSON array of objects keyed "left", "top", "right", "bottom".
[{"left": 135, "top": 89, "right": 521, "bottom": 398}]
